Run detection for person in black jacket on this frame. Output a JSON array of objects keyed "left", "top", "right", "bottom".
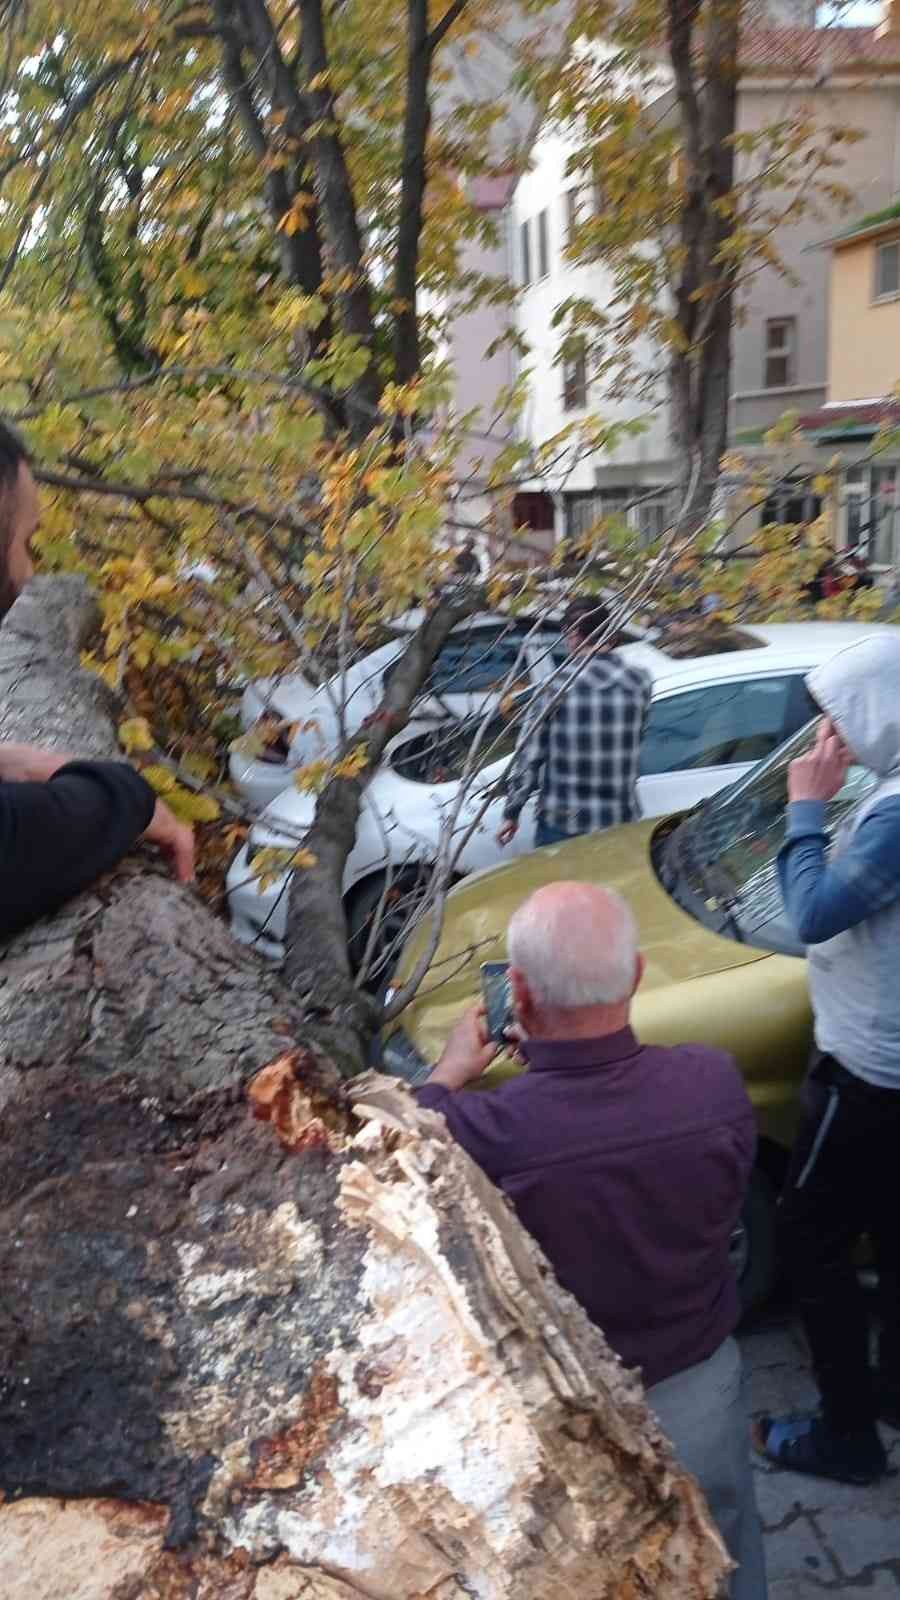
[{"left": 0, "top": 419, "right": 194, "bottom": 939}]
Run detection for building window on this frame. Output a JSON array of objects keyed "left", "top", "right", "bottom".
[
  {"left": 844, "top": 464, "right": 899, "bottom": 566},
  {"left": 512, "top": 491, "right": 555, "bottom": 533},
  {"left": 537, "top": 209, "right": 549, "bottom": 279},
  {"left": 874, "top": 240, "right": 900, "bottom": 301},
  {"left": 564, "top": 486, "right": 672, "bottom": 543},
  {"left": 562, "top": 343, "right": 588, "bottom": 410},
  {"left": 565, "top": 189, "right": 580, "bottom": 247},
  {"left": 520, "top": 219, "right": 531, "bottom": 287},
  {"left": 760, "top": 480, "right": 821, "bottom": 527},
  {"left": 635, "top": 493, "right": 674, "bottom": 544},
  {"left": 870, "top": 466, "right": 899, "bottom": 564},
  {"left": 764, "top": 318, "right": 795, "bottom": 389},
  {"left": 565, "top": 493, "right": 602, "bottom": 539}
]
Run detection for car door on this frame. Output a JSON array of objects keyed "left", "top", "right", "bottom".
[
  {"left": 453, "top": 712, "right": 538, "bottom": 872},
  {"left": 636, "top": 671, "right": 817, "bottom": 819}
]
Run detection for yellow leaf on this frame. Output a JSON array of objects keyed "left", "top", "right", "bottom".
[
  {"left": 180, "top": 752, "right": 217, "bottom": 782},
  {"left": 167, "top": 788, "right": 221, "bottom": 823},
  {"left": 142, "top": 765, "right": 177, "bottom": 796},
  {"left": 119, "top": 716, "right": 155, "bottom": 754}
]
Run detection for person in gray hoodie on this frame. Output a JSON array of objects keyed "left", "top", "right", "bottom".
[{"left": 756, "top": 633, "right": 900, "bottom": 1485}]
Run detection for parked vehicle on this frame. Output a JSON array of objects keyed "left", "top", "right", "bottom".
[
  {"left": 231, "top": 609, "right": 573, "bottom": 812},
  {"left": 380, "top": 717, "right": 879, "bottom": 1314},
  {"left": 227, "top": 622, "right": 893, "bottom": 967}
]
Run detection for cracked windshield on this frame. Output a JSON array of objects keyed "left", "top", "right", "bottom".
[{"left": 657, "top": 718, "right": 876, "bottom": 956}]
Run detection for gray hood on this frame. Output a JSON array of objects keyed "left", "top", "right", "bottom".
[{"left": 806, "top": 634, "right": 900, "bottom": 778}]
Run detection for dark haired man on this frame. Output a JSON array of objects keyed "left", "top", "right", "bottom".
[
  {"left": 498, "top": 597, "right": 651, "bottom": 849},
  {"left": 0, "top": 418, "right": 194, "bottom": 939}
]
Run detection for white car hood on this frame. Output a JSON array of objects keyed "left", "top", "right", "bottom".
[{"left": 249, "top": 762, "right": 455, "bottom": 852}]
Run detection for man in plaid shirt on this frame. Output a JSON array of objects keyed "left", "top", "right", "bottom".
[{"left": 498, "top": 598, "right": 652, "bottom": 849}]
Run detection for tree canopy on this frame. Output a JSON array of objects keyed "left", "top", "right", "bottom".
[{"left": 0, "top": 0, "right": 893, "bottom": 1057}]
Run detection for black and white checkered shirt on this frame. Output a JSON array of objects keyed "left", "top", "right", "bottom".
[{"left": 503, "top": 651, "right": 652, "bottom": 836}]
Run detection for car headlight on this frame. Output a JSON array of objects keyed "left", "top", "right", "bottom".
[{"left": 379, "top": 1027, "right": 432, "bottom": 1086}]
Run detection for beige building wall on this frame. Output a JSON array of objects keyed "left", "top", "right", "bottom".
[
  {"left": 731, "top": 78, "right": 900, "bottom": 438},
  {"left": 828, "top": 232, "right": 900, "bottom": 401}
]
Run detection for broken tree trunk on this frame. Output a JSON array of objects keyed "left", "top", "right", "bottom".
[{"left": 0, "top": 577, "right": 730, "bottom": 1598}]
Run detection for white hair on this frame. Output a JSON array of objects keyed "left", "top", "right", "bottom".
[{"left": 507, "top": 884, "right": 639, "bottom": 1009}]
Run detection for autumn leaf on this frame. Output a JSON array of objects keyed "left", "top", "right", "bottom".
[{"left": 119, "top": 717, "right": 155, "bottom": 754}]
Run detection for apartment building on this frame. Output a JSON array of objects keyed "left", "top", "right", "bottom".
[
  {"left": 787, "top": 197, "right": 900, "bottom": 572},
  {"left": 509, "top": 7, "right": 900, "bottom": 554}
]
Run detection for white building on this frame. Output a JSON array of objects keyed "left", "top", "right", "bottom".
[
  {"left": 512, "top": 120, "right": 674, "bottom": 548},
  {"left": 506, "top": 10, "right": 900, "bottom": 554}
]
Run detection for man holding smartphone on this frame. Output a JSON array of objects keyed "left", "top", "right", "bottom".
[
  {"left": 497, "top": 597, "right": 651, "bottom": 849},
  {"left": 416, "top": 880, "right": 764, "bottom": 1600}
]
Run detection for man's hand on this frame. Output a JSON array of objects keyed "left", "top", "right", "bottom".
[
  {"left": 142, "top": 799, "right": 195, "bottom": 883},
  {"left": 426, "top": 1004, "right": 498, "bottom": 1090},
  {"left": 788, "top": 718, "right": 851, "bottom": 803},
  {"left": 497, "top": 818, "right": 518, "bottom": 847},
  {"left": 0, "top": 741, "right": 72, "bottom": 783}
]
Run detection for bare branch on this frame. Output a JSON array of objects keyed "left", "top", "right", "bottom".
[
  {"left": 428, "top": 0, "right": 469, "bottom": 50},
  {"left": 33, "top": 465, "right": 315, "bottom": 543}
]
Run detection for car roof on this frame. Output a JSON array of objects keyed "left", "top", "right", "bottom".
[
  {"left": 621, "top": 620, "right": 898, "bottom": 691},
  {"left": 746, "top": 621, "right": 897, "bottom": 650}
]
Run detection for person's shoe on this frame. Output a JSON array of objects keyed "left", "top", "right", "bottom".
[{"left": 753, "top": 1412, "right": 888, "bottom": 1485}]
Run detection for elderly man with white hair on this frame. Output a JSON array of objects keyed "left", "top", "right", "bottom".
[{"left": 415, "top": 881, "right": 765, "bottom": 1600}]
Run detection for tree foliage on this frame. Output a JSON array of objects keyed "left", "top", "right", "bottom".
[
  {"left": 0, "top": 0, "right": 893, "bottom": 1065},
  {"left": 0, "top": 0, "right": 533, "bottom": 808}
]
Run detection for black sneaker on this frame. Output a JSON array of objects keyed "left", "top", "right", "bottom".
[{"left": 754, "top": 1412, "right": 889, "bottom": 1485}]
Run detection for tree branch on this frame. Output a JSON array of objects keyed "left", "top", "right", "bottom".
[
  {"left": 33, "top": 465, "right": 315, "bottom": 542},
  {"left": 428, "top": 0, "right": 469, "bottom": 49},
  {"left": 281, "top": 589, "right": 482, "bottom": 1068},
  {"left": 214, "top": 0, "right": 327, "bottom": 300},
  {"left": 392, "top": 0, "right": 433, "bottom": 385},
  {"left": 294, "top": 0, "right": 383, "bottom": 434}
]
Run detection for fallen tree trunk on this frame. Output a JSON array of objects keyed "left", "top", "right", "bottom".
[{"left": 0, "top": 577, "right": 730, "bottom": 1598}]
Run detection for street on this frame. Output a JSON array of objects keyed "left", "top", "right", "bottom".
[{"left": 741, "top": 1313, "right": 900, "bottom": 1597}]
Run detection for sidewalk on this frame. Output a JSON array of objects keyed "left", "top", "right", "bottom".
[{"left": 740, "top": 1313, "right": 900, "bottom": 1597}]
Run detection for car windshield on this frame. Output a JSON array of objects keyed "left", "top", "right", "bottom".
[
  {"left": 655, "top": 717, "right": 877, "bottom": 956},
  {"left": 391, "top": 695, "right": 532, "bottom": 785}
]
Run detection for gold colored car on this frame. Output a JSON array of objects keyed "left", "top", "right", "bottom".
[{"left": 384, "top": 719, "right": 876, "bottom": 1312}]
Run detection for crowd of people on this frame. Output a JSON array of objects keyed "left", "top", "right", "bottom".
[
  {"left": 420, "top": 606, "right": 900, "bottom": 1596},
  {"left": 4, "top": 416, "right": 900, "bottom": 1597}
]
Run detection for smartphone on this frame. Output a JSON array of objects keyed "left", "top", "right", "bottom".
[{"left": 480, "top": 961, "right": 513, "bottom": 1046}]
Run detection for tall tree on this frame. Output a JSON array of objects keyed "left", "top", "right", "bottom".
[
  {"left": 0, "top": 0, "right": 871, "bottom": 1069},
  {"left": 536, "top": 0, "right": 860, "bottom": 534}
]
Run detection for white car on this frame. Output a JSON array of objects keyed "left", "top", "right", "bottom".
[
  {"left": 230, "top": 607, "right": 612, "bottom": 812},
  {"left": 227, "top": 621, "right": 897, "bottom": 967}
]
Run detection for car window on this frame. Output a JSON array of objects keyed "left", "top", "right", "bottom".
[
  {"left": 392, "top": 698, "right": 531, "bottom": 785},
  {"left": 640, "top": 674, "right": 816, "bottom": 776},
  {"left": 429, "top": 634, "right": 531, "bottom": 695},
  {"left": 656, "top": 719, "right": 877, "bottom": 956}
]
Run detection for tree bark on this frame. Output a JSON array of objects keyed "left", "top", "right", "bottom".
[
  {"left": 281, "top": 589, "right": 480, "bottom": 1072},
  {"left": 0, "top": 578, "right": 730, "bottom": 1599},
  {"left": 666, "top": 0, "right": 740, "bottom": 534},
  {"left": 214, "top": 0, "right": 328, "bottom": 304}
]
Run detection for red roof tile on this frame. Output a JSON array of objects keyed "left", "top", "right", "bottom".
[
  {"left": 740, "top": 25, "right": 900, "bottom": 73},
  {"left": 798, "top": 399, "right": 900, "bottom": 433}
]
